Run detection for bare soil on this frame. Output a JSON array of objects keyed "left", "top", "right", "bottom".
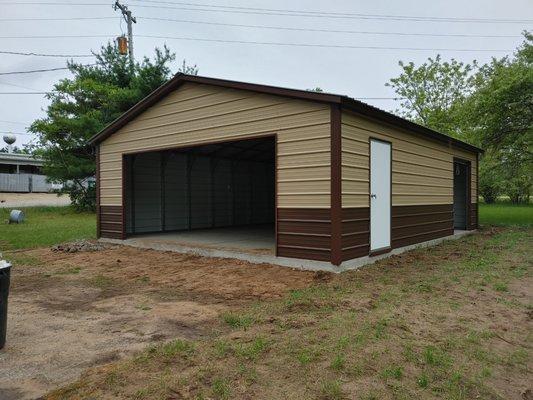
[
  {"left": 0, "top": 246, "right": 319, "bottom": 400},
  {"left": 45, "top": 228, "right": 533, "bottom": 400}
]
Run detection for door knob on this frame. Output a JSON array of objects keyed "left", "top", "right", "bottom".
[{"left": 370, "top": 194, "right": 377, "bottom": 199}]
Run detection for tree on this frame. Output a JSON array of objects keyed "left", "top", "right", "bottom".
[
  {"left": 0, "top": 145, "right": 31, "bottom": 154},
  {"left": 386, "top": 55, "right": 477, "bottom": 139},
  {"left": 464, "top": 32, "right": 532, "bottom": 203},
  {"left": 387, "top": 33, "right": 532, "bottom": 204},
  {"left": 30, "top": 42, "right": 197, "bottom": 211},
  {"left": 478, "top": 151, "right": 504, "bottom": 204}
]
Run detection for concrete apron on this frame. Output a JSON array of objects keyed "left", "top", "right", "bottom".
[{"left": 100, "top": 230, "right": 476, "bottom": 273}]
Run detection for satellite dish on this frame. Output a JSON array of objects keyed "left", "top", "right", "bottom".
[{"left": 3, "top": 134, "right": 16, "bottom": 145}]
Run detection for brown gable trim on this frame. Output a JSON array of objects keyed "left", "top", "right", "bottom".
[
  {"left": 88, "top": 74, "right": 341, "bottom": 146},
  {"left": 88, "top": 73, "right": 482, "bottom": 154}
]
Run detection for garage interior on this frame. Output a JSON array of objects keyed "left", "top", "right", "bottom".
[{"left": 123, "top": 136, "right": 276, "bottom": 254}]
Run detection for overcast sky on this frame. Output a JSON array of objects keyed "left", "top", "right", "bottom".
[{"left": 1, "top": 0, "right": 531, "bottom": 147}]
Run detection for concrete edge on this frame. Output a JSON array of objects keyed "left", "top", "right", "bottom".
[
  {"left": 100, "top": 230, "right": 477, "bottom": 273},
  {"left": 337, "top": 230, "right": 476, "bottom": 272}
]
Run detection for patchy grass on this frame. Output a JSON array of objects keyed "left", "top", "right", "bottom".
[
  {"left": 88, "top": 274, "right": 115, "bottom": 289},
  {"left": 0, "top": 206, "right": 95, "bottom": 250},
  {"left": 45, "top": 226, "right": 532, "bottom": 400},
  {"left": 479, "top": 201, "right": 533, "bottom": 227},
  {"left": 221, "top": 312, "right": 255, "bottom": 329}
]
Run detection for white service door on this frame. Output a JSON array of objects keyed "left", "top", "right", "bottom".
[{"left": 370, "top": 140, "right": 391, "bottom": 251}]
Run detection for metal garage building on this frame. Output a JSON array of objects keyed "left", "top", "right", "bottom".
[{"left": 89, "top": 74, "right": 481, "bottom": 269}]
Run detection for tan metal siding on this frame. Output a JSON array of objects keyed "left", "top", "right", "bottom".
[
  {"left": 341, "top": 111, "right": 478, "bottom": 207},
  {"left": 99, "top": 82, "right": 331, "bottom": 208}
]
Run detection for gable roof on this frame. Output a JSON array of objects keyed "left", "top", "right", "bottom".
[{"left": 88, "top": 73, "right": 482, "bottom": 153}]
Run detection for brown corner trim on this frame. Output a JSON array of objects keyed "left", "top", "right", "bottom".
[
  {"left": 476, "top": 152, "right": 479, "bottom": 228},
  {"left": 330, "top": 104, "right": 342, "bottom": 266},
  {"left": 121, "top": 154, "right": 126, "bottom": 240},
  {"left": 95, "top": 145, "right": 101, "bottom": 239}
]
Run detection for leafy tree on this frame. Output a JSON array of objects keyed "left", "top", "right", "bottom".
[
  {"left": 467, "top": 33, "right": 532, "bottom": 150},
  {"left": 463, "top": 33, "right": 532, "bottom": 203},
  {"left": 30, "top": 42, "right": 197, "bottom": 211},
  {"left": 387, "top": 33, "right": 532, "bottom": 204},
  {"left": 0, "top": 145, "right": 31, "bottom": 154},
  {"left": 478, "top": 152, "right": 504, "bottom": 204},
  {"left": 386, "top": 55, "right": 477, "bottom": 139}
]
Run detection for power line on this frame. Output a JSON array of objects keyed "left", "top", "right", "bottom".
[
  {"left": 0, "top": 50, "right": 94, "bottom": 58},
  {"left": 0, "top": 2, "right": 109, "bottom": 5},
  {"left": 0, "top": 35, "right": 113, "bottom": 39},
  {"left": 139, "top": 17, "right": 522, "bottom": 38},
  {"left": 137, "top": 34, "right": 512, "bottom": 52},
  {"left": 0, "top": 79, "right": 41, "bottom": 91},
  {"left": 0, "top": 28, "right": 520, "bottom": 40},
  {"left": 125, "top": 1, "right": 533, "bottom": 24},
  {"left": 0, "top": 119, "right": 28, "bottom": 126},
  {"left": 2, "top": 1, "right": 531, "bottom": 23},
  {"left": 0, "top": 16, "right": 116, "bottom": 21},
  {"left": 0, "top": 64, "right": 96, "bottom": 76},
  {"left": 130, "top": 0, "right": 533, "bottom": 23},
  {"left": 131, "top": 0, "right": 532, "bottom": 23}
]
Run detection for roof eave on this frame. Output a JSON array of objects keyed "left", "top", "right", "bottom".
[
  {"left": 88, "top": 73, "right": 483, "bottom": 155},
  {"left": 340, "top": 97, "right": 483, "bottom": 154}
]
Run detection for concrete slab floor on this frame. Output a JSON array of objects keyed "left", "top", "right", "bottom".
[
  {"left": 102, "top": 228, "right": 477, "bottom": 273},
  {"left": 128, "top": 225, "right": 275, "bottom": 255}
]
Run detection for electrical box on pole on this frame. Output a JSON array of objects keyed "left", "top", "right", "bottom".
[
  {"left": 117, "top": 36, "right": 128, "bottom": 55},
  {"left": 114, "top": 1, "right": 136, "bottom": 68}
]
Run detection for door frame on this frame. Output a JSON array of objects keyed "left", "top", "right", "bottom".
[
  {"left": 368, "top": 137, "right": 393, "bottom": 256},
  {"left": 453, "top": 157, "right": 471, "bottom": 230}
]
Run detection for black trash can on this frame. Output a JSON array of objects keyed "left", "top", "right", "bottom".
[{"left": 0, "top": 262, "right": 11, "bottom": 350}]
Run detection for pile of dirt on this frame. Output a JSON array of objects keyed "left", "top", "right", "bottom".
[{"left": 51, "top": 240, "right": 111, "bottom": 253}]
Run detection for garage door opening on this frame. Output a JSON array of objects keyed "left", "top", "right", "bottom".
[{"left": 123, "top": 136, "right": 276, "bottom": 254}]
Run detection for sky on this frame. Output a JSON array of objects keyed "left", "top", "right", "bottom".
[{"left": 0, "top": 0, "right": 531, "bottom": 147}]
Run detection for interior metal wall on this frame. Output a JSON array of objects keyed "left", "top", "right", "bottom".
[{"left": 125, "top": 151, "right": 274, "bottom": 235}]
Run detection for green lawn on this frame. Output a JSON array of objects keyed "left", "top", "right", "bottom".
[
  {"left": 479, "top": 202, "right": 533, "bottom": 227},
  {"left": 0, "top": 206, "right": 96, "bottom": 250}
]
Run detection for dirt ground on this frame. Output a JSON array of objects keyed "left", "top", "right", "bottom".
[
  {"left": 0, "top": 193, "right": 71, "bottom": 208},
  {"left": 0, "top": 245, "right": 320, "bottom": 400}
]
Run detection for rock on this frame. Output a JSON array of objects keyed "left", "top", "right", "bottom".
[{"left": 51, "top": 240, "right": 113, "bottom": 253}]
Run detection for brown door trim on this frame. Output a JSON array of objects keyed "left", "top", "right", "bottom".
[
  {"left": 368, "top": 137, "right": 393, "bottom": 256},
  {"left": 274, "top": 133, "right": 279, "bottom": 257},
  {"left": 121, "top": 153, "right": 127, "bottom": 240}
]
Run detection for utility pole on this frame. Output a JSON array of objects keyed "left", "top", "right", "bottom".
[{"left": 114, "top": 0, "right": 136, "bottom": 69}]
